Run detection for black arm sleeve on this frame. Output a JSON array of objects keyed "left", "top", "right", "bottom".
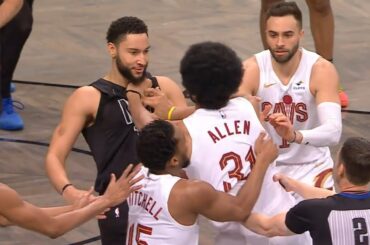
[{"left": 285, "top": 200, "right": 314, "bottom": 234}]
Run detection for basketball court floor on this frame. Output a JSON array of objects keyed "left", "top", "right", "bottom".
[{"left": 1, "top": 0, "right": 369, "bottom": 244}]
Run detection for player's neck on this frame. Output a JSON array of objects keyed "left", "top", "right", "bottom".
[
  {"left": 166, "top": 168, "right": 185, "bottom": 178},
  {"left": 339, "top": 180, "right": 370, "bottom": 194},
  {"left": 271, "top": 49, "right": 301, "bottom": 85},
  {"left": 104, "top": 69, "right": 129, "bottom": 87},
  {"left": 148, "top": 167, "right": 183, "bottom": 177}
]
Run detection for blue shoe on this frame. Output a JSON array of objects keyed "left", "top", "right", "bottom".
[
  {"left": 0, "top": 98, "right": 24, "bottom": 130},
  {"left": 10, "top": 83, "right": 16, "bottom": 93}
]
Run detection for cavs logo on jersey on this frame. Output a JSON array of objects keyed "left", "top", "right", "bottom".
[
  {"left": 261, "top": 95, "right": 308, "bottom": 123},
  {"left": 262, "top": 94, "right": 308, "bottom": 148}
]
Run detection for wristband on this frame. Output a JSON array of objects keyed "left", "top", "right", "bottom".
[
  {"left": 167, "top": 106, "right": 176, "bottom": 120},
  {"left": 126, "top": 90, "right": 142, "bottom": 99},
  {"left": 61, "top": 183, "right": 73, "bottom": 195}
]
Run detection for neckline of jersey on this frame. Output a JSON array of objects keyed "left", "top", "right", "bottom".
[{"left": 338, "top": 191, "right": 370, "bottom": 199}]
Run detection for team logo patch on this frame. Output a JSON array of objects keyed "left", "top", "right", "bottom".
[{"left": 292, "top": 80, "right": 305, "bottom": 91}]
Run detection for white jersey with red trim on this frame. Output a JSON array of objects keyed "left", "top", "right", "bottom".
[
  {"left": 255, "top": 48, "right": 332, "bottom": 166},
  {"left": 184, "top": 97, "right": 263, "bottom": 194},
  {"left": 183, "top": 97, "right": 310, "bottom": 245},
  {"left": 126, "top": 168, "right": 199, "bottom": 245}
]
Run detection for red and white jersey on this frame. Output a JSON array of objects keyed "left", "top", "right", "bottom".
[
  {"left": 255, "top": 48, "right": 331, "bottom": 165},
  {"left": 183, "top": 97, "right": 264, "bottom": 194},
  {"left": 183, "top": 97, "right": 310, "bottom": 245},
  {"left": 127, "top": 168, "right": 199, "bottom": 245}
]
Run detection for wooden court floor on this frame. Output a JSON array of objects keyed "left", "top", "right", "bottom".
[{"left": 0, "top": 0, "right": 369, "bottom": 244}]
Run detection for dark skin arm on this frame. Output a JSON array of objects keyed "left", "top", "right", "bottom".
[{"left": 171, "top": 133, "right": 278, "bottom": 225}]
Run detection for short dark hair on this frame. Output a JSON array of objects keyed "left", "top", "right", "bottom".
[
  {"left": 266, "top": 1, "right": 302, "bottom": 29},
  {"left": 137, "top": 120, "right": 177, "bottom": 172},
  {"left": 180, "top": 41, "right": 243, "bottom": 110},
  {"left": 106, "top": 16, "right": 148, "bottom": 45},
  {"left": 339, "top": 137, "right": 370, "bottom": 185}
]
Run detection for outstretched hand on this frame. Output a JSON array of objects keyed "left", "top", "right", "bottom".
[
  {"left": 273, "top": 173, "right": 296, "bottom": 192},
  {"left": 102, "top": 164, "right": 144, "bottom": 208},
  {"left": 142, "top": 87, "right": 173, "bottom": 119},
  {"left": 72, "top": 187, "right": 96, "bottom": 210}
]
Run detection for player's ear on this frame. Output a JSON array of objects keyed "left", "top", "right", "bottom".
[
  {"left": 107, "top": 42, "right": 117, "bottom": 58},
  {"left": 168, "top": 155, "right": 180, "bottom": 168},
  {"left": 338, "top": 163, "right": 345, "bottom": 178}
]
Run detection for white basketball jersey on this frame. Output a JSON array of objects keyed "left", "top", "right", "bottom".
[
  {"left": 255, "top": 48, "right": 331, "bottom": 165},
  {"left": 184, "top": 97, "right": 263, "bottom": 194},
  {"left": 127, "top": 168, "right": 199, "bottom": 245},
  {"left": 183, "top": 97, "right": 310, "bottom": 245}
]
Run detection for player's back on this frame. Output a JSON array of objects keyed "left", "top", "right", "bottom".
[
  {"left": 184, "top": 97, "right": 261, "bottom": 193},
  {"left": 183, "top": 97, "right": 311, "bottom": 245},
  {"left": 126, "top": 168, "right": 199, "bottom": 245}
]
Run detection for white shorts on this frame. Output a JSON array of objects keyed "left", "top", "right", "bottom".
[{"left": 211, "top": 165, "right": 312, "bottom": 245}]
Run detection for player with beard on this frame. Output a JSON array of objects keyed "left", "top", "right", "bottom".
[
  {"left": 239, "top": 2, "right": 342, "bottom": 193},
  {"left": 127, "top": 119, "right": 278, "bottom": 245},
  {"left": 45, "top": 16, "right": 186, "bottom": 245}
]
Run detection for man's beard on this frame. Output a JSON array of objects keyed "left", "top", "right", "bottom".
[
  {"left": 181, "top": 159, "right": 191, "bottom": 168},
  {"left": 269, "top": 43, "right": 299, "bottom": 64},
  {"left": 116, "top": 56, "right": 147, "bottom": 85}
]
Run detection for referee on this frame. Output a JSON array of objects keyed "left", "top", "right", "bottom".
[{"left": 244, "top": 137, "right": 370, "bottom": 245}]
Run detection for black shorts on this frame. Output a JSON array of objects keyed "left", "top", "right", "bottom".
[{"left": 98, "top": 201, "right": 128, "bottom": 245}]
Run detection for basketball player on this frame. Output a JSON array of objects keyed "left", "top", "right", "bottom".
[
  {"left": 259, "top": 0, "right": 349, "bottom": 108},
  {"left": 174, "top": 42, "right": 309, "bottom": 245},
  {"left": 45, "top": 16, "right": 186, "bottom": 245},
  {"left": 0, "top": 164, "right": 142, "bottom": 238},
  {"left": 239, "top": 2, "right": 342, "bottom": 191},
  {"left": 127, "top": 120, "right": 277, "bottom": 245},
  {"left": 244, "top": 137, "right": 370, "bottom": 245}
]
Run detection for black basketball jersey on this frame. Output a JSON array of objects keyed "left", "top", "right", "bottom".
[
  {"left": 82, "top": 77, "right": 159, "bottom": 194},
  {"left": 285, "top": 192, "right": 370, "bottom": 245}
]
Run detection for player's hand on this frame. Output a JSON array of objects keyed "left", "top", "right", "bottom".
[
  {"left": 255, "top": 132, "right": 278, "bottom": 165},
  {"left": 273, "top": 173, "right": 296, "bottom": 192},
  {"left": 72, "top": 187, "right": 97, "bottom": 210},
  {"left": 260, "top": 104, "right": 271, "bottom": 123},
  {"left": 265, "top": 113, "right": 295, "bottom": 142},
  {"left": 62, "top": 186, "right": 95, "bottom": 205},
  {"left": 102, "top": 164, "right": 144, "bottom": 208},
  {"left": 142, "top": 87, "right": 173, "bottom": 119}
]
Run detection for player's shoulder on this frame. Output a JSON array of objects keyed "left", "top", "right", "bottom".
[
  {"left": 62, "top": 86, "right": 100, "bottom": 115},
  {"left": 73, "top": 85, "right": 100, "bottom": 96},
  {"left": 312, "top": 57, "right": 336, "bottom": 73},
  {"left": 243, "top": 56, "right": 258, "bottom": 70},
  {"left": 67, "top": 86, "right": 100, "bottom": 104},
  {"left": 154, "top": 76, "right": 177, "bottom": 87},
  {"left": 180, "top": 179, "right": 215, "bottom": 198}
]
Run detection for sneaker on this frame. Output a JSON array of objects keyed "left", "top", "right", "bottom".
[
  {"left": 339, "top": 89, "right": 349, "bottom": 108},
  {"left": 10, "top": 83, "right": 16, "bottom": 93},
  {"left": 0, "top": 98, "right": 24, "bottom": 130}
]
